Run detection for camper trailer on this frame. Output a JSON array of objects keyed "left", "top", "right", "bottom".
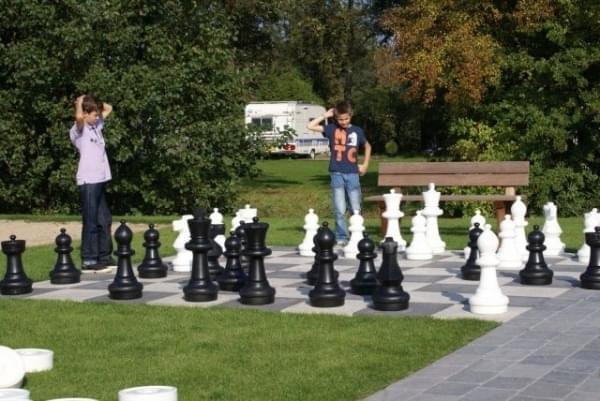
[{"left": 244, "top": 101, "right": 330, "bottom": 159}]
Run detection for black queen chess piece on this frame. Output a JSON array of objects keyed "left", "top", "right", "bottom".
[
  {"left": 372, "top": 237, "right": 410, "bottom": 311},
  {"left": 309, "top": 222, "right": 346, "bottom": 307},
  {"left": 217, "top": 234, "right": 247, "bottom": 291},
  {"left": 1, "top": 235, "right": 33, "bottom": 295},
  {"left": 350, "top": 234, "right": 378, "bottom": 295},
  {"left": 520, "top": 225, "right": 553, "bottom": 285},
  {"left": 239, "top": 217, "right": 276, "bottom": 305},
  {"left": 50, "top": 228, "right": 81, "bottom": 284},
  {"left": 108, "top": 221, "right": 143, "bottom": 300},
  {"left": 137, "top": 224, "right": 169, "bottom": 279},
  {"left": 461, "top": 222, "right": 483, "bottom": 281},
  {"left": 580, "top": 226, "right": 600, "bottom": 290}
]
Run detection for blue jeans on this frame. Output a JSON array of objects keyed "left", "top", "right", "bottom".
[
  {"left": 330, "top": 172, "right": 361, "bottom": 242},
  {"left": 79, "top": 182, "right": 113, "bottom": 265}
]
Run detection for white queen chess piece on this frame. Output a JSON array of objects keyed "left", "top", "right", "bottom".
[
  {"left": 209, "top": 208, "right": 226, "bottom": 251},
  {"left": 382, "top": 189, "right": 406, "bottom": 251},
  {"left": 344, "top": 210, "right": 365, "bottom": 259},
  {"left": 578, "top": 208, "right": 599, "bottom": 264},
  {"left": 421, "top": 183, "right": 446, "bottom": 254},
  {"left": 497, "top": 215, "right": 523, "bottom": 270},
  {"left": 542, "top": 202, "right": 566, "bottom": 256},
  {"left": 406, "top": 210, "right": 433, "bottom": 260},
  {"left": 298, "top": 208, "right": 319, "bottom": 257},
  {"left": 171, "top": 214, "right": 193, "bottom": 272},
  {"left": 511, "top": 195, "right": 529, "bottom": 262},
  {"left": 464, "top": 209, "right": 486, "bottom": 260}
]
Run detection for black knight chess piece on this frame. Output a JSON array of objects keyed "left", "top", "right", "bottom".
[
  {"left": 520, "top": 225, "right": 553, "bottom": 285},
  {"left": 1, "top": 235, "right": 33, "bottom": 295},
  {"left": 239, "top": 217, "right": 276, "bottom": 305},
  {"left": 350, "top": 234, "right": 378, "bottom": 295},
  {"left": 108, "top": 221, "right": 143, "bottom": 300},
  {"left": 217, "top": 234, "right": 247, "bottom": 291},
  {"left": 309, "top": 222, "right": 346, "bottom": 307},
  {"left": 372, "top": 237, "right": 410, "bottom": 311},
  {"left": 137, "top": 224, "right": 169, "bottom": 279},
  {"left": 461, "top": 222, "right": 483, "bottom": 281},
  {"left": 580, "top": 227, "right": 600, "bottom": 290},
  {"left": 50, "top": 228, "right": 81, "bottom": 284}
]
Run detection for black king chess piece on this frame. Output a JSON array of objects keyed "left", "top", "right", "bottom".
[
  {"left": 580, "top": 226, "right": 600, "bottom": 290},
  {"left": 183, "top": 208, "right": 219, "bottom": 302},
  {"left": 461, "top": 222, "right": 483, "bottom": 281},
  {"left": 520, "top": 225, "right": 553, "bottom": 285},
  {"left": 372, "top": 237, "right": 410, "bottom": 311},
  {"left": 50, "top": 228, "right": 81, "bottom": 284},
  {"left": 239, "top": 217, "right": 276, "bottom": 305},
  {"left": 217, "top": 234, "right": 247, "bottom": 291},
  {"left": 309, "top": 222, "right": 346, "bottom": 307},
  {"left": 350, "top": 234, "right": 378, "bottom": 295},
  {"left": 108, "top": 221, "right": 143, "bottom": 300},
  {"left": 137, "top": 224, "right": 169, "bottom": 279},
  {"left": 1, "top": 235, "right": 33, "bottom": 295}
]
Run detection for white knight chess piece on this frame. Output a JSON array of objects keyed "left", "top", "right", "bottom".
[
  {"left": 171, "top": 214, "right": 193, "bottom": 272},
  {"left": 209, "top": 208, "right": 226, "bottom": 251},
  {"left": 542, "top": 202, "right": 565, "bottom": 256},
  {"left": 382, "top": 189, "right": 406, "bottom": 251},
  {"left": 421, "top": 183, "right": 446, "bottom": 254},
  {"left": 298, "top": 209, "right": 319, "bottom": 257}
]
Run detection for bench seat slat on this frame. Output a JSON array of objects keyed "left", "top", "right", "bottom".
[
  {"left": 365, "top": 194, "right": 520, "bottom": 202},
  {"left": 379, "top": 174, "right": 529, "bottom": 187},
  {"left": 379, "top": 161, "right": 529, "bottom": 175}
]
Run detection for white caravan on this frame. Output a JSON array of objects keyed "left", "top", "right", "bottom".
[{"left": 244, "top": 101, "right": 330, "bottom": 159}]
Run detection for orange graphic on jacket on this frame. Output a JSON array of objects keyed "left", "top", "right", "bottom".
[{"left": 334, "top": 128, "right": 357, "bottom": 163}]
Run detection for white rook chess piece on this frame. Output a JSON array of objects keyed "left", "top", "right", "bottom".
[
  {"left": 421, "top": 183, "right": 446, "bottom": 254},
  {"left": 406, "top": 210, "right": 433, "bottom": 260},
  {"left": 118, "top": 386, "right": 177, "bottom": 401},
  {"left": 542, "top": 202, "right": 565, "bottom": 256},
  {"left": 0, "top": 345, "right": 25, "bottom": 389},
  {"left": 209, "top": 208, "right": 226, "bottom": 251},
  {"left": 464, "top": 210, "right": 486, "bottom": 260},
  {"left": 15, "top": 348, "right": 53, "bottom": 373},
  {"left": 298, "top": 209, "right": 319, "bottom": 257},
  {"left": 171, "top": 214, "right": 193, "bottom": 272},
  {"left": 578, "top": 208, "right": 599, "bottom": 264},
  {"left": 469, "top": 224, "right": 509, "bottom": 315},
  {"left": 511, "top": 195, "right": 529, "bottom": 262},
  {"left": 344, "top": 210, "right": 365, "bottom": 259},
  {"left": 497, "top": 215, "right": 523, "bottom": 270},
  {"left": 382, "top": 189, "right": 406, "bottom": 251}
]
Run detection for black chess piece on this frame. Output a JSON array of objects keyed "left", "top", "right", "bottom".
[
  {"left": 50, "top": 228, "right": 81, "bottom": 284},
  {"left": 520, "top": 225, "right": 553, "bottom": 285},
  {"left": 350, "top": 234, "right": 378, "bottom": 295},
  {"left": 461, "top": 222, "right": 483, "bottom": 281},
  {"left": 183, "top": 208, "right": 219, "bottom": 302},
  {"left": 108, "top": 221, "right": 143, "bottom": 300},
  {"left": 235, "top": 221, "right": 250, "bottom": 273},
  {"left": 239, "top": 217, "right": 276, "bottom": 305},
  {"left": 305, "top": 227, "right": 322, "bottom": 286},
  {"left": 1, "top": 235, "right": 33, "bottom": 295},
  {"left": 207, "top": 225, "right": 225, "bottom": 280},
  {"left": 137, "top": 224, "right": 169, "bottom": 279},
  {"left": 309, "top": 222, "right": 346, "bottom": 307},
  {"left": 372, "top": 237, "right": 410, "bottom": 311},
  {"left": 217, "top": 234, "right": 247, "bottom": 291},
  {"left": 580, "top": 226, "right": 600, "bottom": 290}
]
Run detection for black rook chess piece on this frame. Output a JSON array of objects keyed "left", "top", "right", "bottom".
[
  {"left": 239, "top": 217, "right": 276, "bottom": 305},
  {"left": 350, "top": 234, "right": 378, "bottom": 295},
  {"left": 580, "top": 227, "right": 600, "bottom": 290},
  {"left": 309, "top": 222, "right": 346, "bottom": 307},
  {"left": 137, "top": 224, "right": 169, "bottom": 279},
  {"left": 461, "top": 223, "right": 483, "bottom": 281},
  {"left": 372, "top": 237, "right": 410, "bottom": 311},
  {"left": 108, "top": 221, "right": 143, "bottom": 300},
  {"left": 217, "top": 234, "right": 247, "bottom": 291},
  {"left": 50, "top": 228, "right": 81, "bottom": 284},
  {"left": 520, "top": 225, "right": 553, "bottom": 285},
  {"left": 1, "top": 235, "right": 33, "bottom": 295}
]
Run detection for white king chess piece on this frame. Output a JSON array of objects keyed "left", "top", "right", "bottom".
[
  {"left": 497, "top": 215, "right": 523, "bottom": 270},
  {"left": 464, "top": 209, "right": 486, "bottom": 260},
  {"left": 542, "top": 202, "right": 566, "bottom": 256},
  {"left": 511, "top": 195, "right": 529, "bottom": 262},
  {"left": 422, "top": 183, "right": 446, "bottom": 254},
  {"left": 469, "top": 224, "right": 509, "bottom": 315},
  {"left": 171, "top": 214, "right": 193, "bottom": 272},
  {"left": 298, "top": 209, "right": 319, "bottom": 257},
  {"left": 578, "top": 208, "right": 599, "bottom": 264},
  {"left": 344, "top": 210, "right": 365, "bottom": 259},
  {"left": 382, "top": 189, "right": 406, "bottom": 251},
  {"left": 209, "top": 208, "right": 226, "bottom": 251},
  {"left": 406, "top": 210, "right": 433, "bottom": 260}
]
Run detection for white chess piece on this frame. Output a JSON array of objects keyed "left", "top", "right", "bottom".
[
  {"left": 231, "top": 211, "right": 242, "bottom": 232},
  {"left": 421, "top": 183, "right": 446, "bottom": 254},
  {"left": 344, "top": 210, "right": 365, "bottom": 259},
  {"left": 511, "top": 195, "right": 529, "bottom": 261},
  {"left": 469, "top": 224, "right": 509, "bottom": 314},
  {"left": 578, "top": 208, "right": 599, "bottom": 263},
  {"left": 497, "top": 215, "right": 523, "bottom": 270},
  {"left": 464, "top": 210, "right": 486, "bottom": 260},
  {"left": 298, "top": 208, "right": 319, "bottom": 257},
  {"left": 209, "top": 208, "right": 226, "bottom": 251},
  {"left": 171, "top": 214, "right": 193, "bottom": 272},
  {"left": 239, "top": 204, "right": 257, "bottom": 223},
  {"left": 382, "top": 189, "right": 406, "bottom": 251},
  {"left": 542, "top": 202, "right": 566, "bottom": 256},
  {"left": 406, "top": 210, "right": 433, "bottom": 260}
]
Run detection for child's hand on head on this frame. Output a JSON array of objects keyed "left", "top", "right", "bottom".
[{"left": 324, "top": 108, "right": 335, "bottom": 118}]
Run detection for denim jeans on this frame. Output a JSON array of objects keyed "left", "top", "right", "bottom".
[
  {"left": 330, "top": 172, "right": 361, "bottom": 242},
  {"left": 79, "top": 182, "right": 113, "bottom": 264}
]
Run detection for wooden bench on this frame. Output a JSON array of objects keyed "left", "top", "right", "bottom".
[{"left": 365, "top": 161, "right": 530, "bottom": 235}]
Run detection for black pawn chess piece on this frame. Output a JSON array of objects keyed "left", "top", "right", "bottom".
[
  {"left": 217, "top": 234, "right": 247, "bottom": 291},
  {"left": 207, "top": 225, "right": 225, "bottom": 280},
  {"left": 183, "top": 208, "right": 219, "bottom": 302},
  {"left": 309, "top": 222, "right": 346, "bottom": 307},
  {"left": 580, "top": 226, "right": 600, "bottom": 290},
  {"left": 372, "top": 237, "right": 410, "bottom": 311},
  {"left": 461, "top": 222, "right": 483, "bottom": 281},
  {"left": 520, "top": 225, "right": 553, "bottom": 285},
  {"left": 108, "top": 221, "right": 143, "bottom": 300},
  {"left": 50, "top": 228, "right": 81, "bottom": 284},
  {"left": 1, "top": 235, "right": 33, "bottom": 295},
  {"left": 305, "top": 228, "right": 321, "bottom": 286},
  {"left": 350, "top": 234, "right": 378, "bottom": 295},
  {"left": 137, "top": 224, "right": 169, "bottom": 279},
  {"left": 239, "top": 217, "right": 276, "bottom": 305},
  {"left": 235, "top": 221, "right": 250, "bottom": 273}
]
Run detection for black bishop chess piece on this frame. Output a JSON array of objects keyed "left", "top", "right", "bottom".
[
  {"left": 50, "top": 228, "right": 81, "bottom": 284},
  {"left": 520, "top": 225, "right": 553, "bottom": 285},
  {"left": 372, "top": 237, "right": 410, "bottom": 311},
  {"left": 183, "top": 208, "right": 219, "bottom": 302},
  {"left": 217, "top": 233, "right": 247, "bottom": 291},
  {"left": 239, "top": 217, "right": 276, "bottom": 305},
  {"left": 108, "top": 221, "right": 143, "bottom": 300},
  {"left": 1, "top": 235, "right": 33, "bottom": 295},
  {"left": 235, "top": 221, "right": 250, "bottom": 274},
  {"left": 309, "top": 222, "right": 346, "bottom": 307},
  {"left": 461, "top": 222, "right": 483, "bottom": 281},
  {"left": 350, "top": 234, "right": 378, "bottom": 295},
  {"left": 580, "top": 226, "right": 600, "bottom": 290},
  {"left": 137, "top": 224, "right": 169, "bottom": 279}
]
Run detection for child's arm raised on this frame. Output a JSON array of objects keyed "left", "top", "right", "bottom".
[
  {"left": 74, "top": 95, "right": 85, "bottom": 131},
  {"left": 307, "top": 108, "right": 334, "bottom": 133},
  {"left": 101, "top": 102, "right": 113, "bottom": 119}
]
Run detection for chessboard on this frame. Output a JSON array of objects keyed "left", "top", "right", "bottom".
[{"left": 11, "top": 247, "right": 588, "bottom": 322}]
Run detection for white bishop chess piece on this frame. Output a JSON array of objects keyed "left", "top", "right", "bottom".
[
  {"left": 209, "top": 208, "right": 226, "bottom": 251},
  {"left": 171, "top": 214, "right": 193, "bottom": 272},
  {"left": 578, "top": 208, "right": 599, "bottom": 264},
  {"left": 464, "top": 210, "right": 486, "bottom": 260},
  {"left": 298, "top": 209, "right": 319, "bottom": 257},
  {"left": 406, "top": 210, "right": 433, "bottom": 260},
  {"left": 497, "top": 215, "right": 523, "bottom": 270},
  {"left": 344, "top": 210, "right": 365, "bottom": 259},
  {"left": 511, "top": 195, "right": 529, "bottom": 262},
  {"left": 469, "top": 224, "right": 509, "bottom": 315},
  {"left": 382, "top": 189, "right": 406, "bottom": 251},
  {"left": 422, "top": 183, "right": 446, "bottom": 254},
  {"left": 542, "top": 202, "right": 565, "bottom": 256}
]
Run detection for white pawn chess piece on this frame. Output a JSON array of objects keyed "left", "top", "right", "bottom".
[
  {"left": 343, "top": 210, "right": 365, "bottom": 259},
  {"left": 578, "top": 208, "right": 599, "bottom": 264},
  {"left": 421, "top": 183, "right": 446, "bottom": 254},
  {"left": 209, "top": 208, "right": 226, "bottom": 251},
  {"left": 171, "top": 214, "right": 193, "bottom": 272},
  {"left": 382, "top": 189, "right": 406, "bottom": 251},
  {"left": 464, "top": 210, "right": 486, "bottom": 260},
  {"left": 298, "top": 208, "right": 319, "bottom": 257},
  {"left": 231, "top": 211, "right": 242, "bottom": 232},
  {"left": 118, "top": 386, "right": 177, "bottom": 401},
  {"left": 511, "top": 195, "right": 529, "bottom": 262},
  {"left": 406, "top": 210, "right": 433, "bottom": 260},
  {"left": 239, "top": 204, "right": 257, "bottom": 223},
  {"left": 496, "top": 215, "right": 523, "bottom": 270},
  {"left": 542, "top": 202, "right": 566, "bottom": 256},
  {"left": 0, "top": 345, "right": 25, "bottom": 389},
  {"left": 469, "top": 224, "right": 509, "bottom": 314}
]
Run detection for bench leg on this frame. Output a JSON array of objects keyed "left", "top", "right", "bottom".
[{"left": 494, "top": 201, "right": 512, "bottom": 228}]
